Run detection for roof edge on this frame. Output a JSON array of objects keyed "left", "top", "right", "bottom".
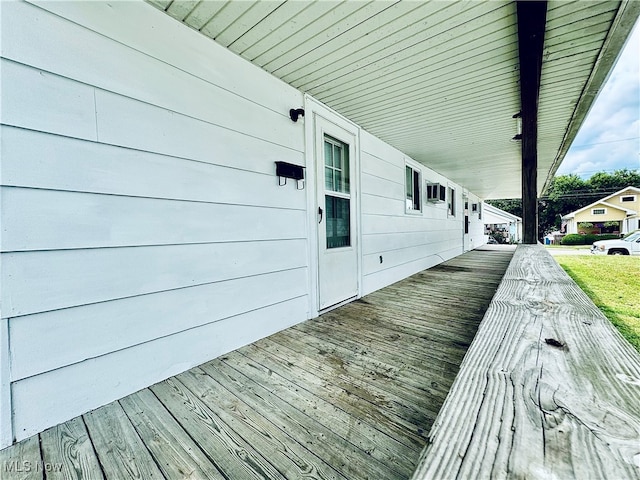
[{"left": 562, "top": 186, "right": 640, "bottom": 216}]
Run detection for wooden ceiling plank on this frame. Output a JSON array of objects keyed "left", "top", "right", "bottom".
[
  {"left": 546, "top": 0, "right": 618, "bottom": 30},
  {"left": 334, "top": 59, "right": 518, "bottom": 127},
  {"left": 182, "top": 1, "right": 229, "bottom": 31},
  {"left": 336, "top": 50, "right": 519, "bottom": 124},
  {"left": 275, "top": 1, "right": 422, "bottom": 80},
  {"left": 147, "top": 0, "right": 172, "bottom": 9},
  {"left": 199, "top": 1, "right": 257, "bottom": 42},
  {"left": 216, "top": 1, "right": 286, "bottom": 49},
  {"left": 228, "top": 1, "right": 315, "bottom": 57},
  {"left": 318, "top": 28, "right": 517, "bottom": 109},
  {"left": 246, "top": 2, "right": 360, "bottom": 66},
  {"left": 349, "top": 87, "right": 519, "bottom": 138},
  {"left": 361, "top": 100, "right": 519, "bottom": 141},
  {"left": 544, "top": 10, "right": 615, "bottom": 47},
  {"left": 165, "top": 0, "right": 200, "bottom": 22},
  {"left": 307, "top": 10, "right": 514, "bottom": 103},
  {"left": 284, "top": 1, "right": 467, "bottom": 87},
  {"left": 292, "top": 3, "right": 510, "bottom": 92},
  {"left": 261, "top": 1, "right": 398, "bottom": 73}
]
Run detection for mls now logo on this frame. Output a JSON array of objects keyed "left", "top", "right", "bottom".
[{"left": 4, "top": 460, "right": 63, "bottom": 473}]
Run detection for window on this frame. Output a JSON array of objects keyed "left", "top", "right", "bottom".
[
  {"left": 621, "top": 195, "right": 636, "bottom": 202},
  {"left": 592, "top": 208, "right": 606, "bottom": 215},
  {"left": 478, "top": 202, "right": 482, "bottom": 220},
  {"left": 405, "top": 164, "right": 421, "bottom": 212},
  {"left": 447, "top": 186, "right": 456, "bottom": 216},
  {"left": 324, "top": 135, "right": 351, "bottom": 249}
]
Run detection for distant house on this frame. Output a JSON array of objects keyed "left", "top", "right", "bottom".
[
  {"left": 483, "top": 203, "right": 522, "bottom": 244},
  {"left": 562, "top": 186, "right": 640, "bottom": 235}
]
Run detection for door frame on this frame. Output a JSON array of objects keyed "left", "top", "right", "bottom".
[
  {"left": 304, "top": 95, "right": 362, "bottom": 318},
  {"left": 462, "top": 191, "right": 470, "bottom": 252}
]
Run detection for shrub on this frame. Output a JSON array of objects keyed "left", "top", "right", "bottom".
[
  {"left": 561, "top": 234, "right": 586, "bottom": 245},
  {"left": 561, "top": 233, "right": 620, "bottom": 245}
]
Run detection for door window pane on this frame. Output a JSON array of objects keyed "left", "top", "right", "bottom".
[
  {"left": 325, "top": 167, "right": 334, "bottom": 190},
  {"left": 324, "top": 136, "right": 349, "bottom": 194},
  {"left": 326, "top": 195, "right": 350, "bottom": 248}
]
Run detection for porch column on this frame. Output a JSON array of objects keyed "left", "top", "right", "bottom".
[{"left": 516, "top": 1, "right": 547, "bottom": 244}]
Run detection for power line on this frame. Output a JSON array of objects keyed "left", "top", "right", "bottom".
[{"left": 569, "top": 137, "right": 640, "bottom": 149}]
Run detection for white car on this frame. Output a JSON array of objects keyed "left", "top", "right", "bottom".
[{"left": 590, "top": 230, "right": 640, "bottom": 255}]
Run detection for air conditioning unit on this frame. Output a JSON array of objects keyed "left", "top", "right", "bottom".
[{"left": 426, "top": 182, "right": 446, "bottom": 203}]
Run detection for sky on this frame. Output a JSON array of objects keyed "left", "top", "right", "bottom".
[{"left": 555, "top": 20, "right": 640, "bottom": 179}]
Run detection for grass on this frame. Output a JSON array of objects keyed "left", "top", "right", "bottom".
[{"left": 554, "top": 255, "right": 640, "bottom": 353}]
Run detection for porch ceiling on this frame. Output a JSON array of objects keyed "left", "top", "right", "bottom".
[{"left": 146, "top": 0, "right": 638, "bottom": 200}]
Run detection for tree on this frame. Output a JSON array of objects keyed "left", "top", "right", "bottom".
[{"left": 588, "top": 169, "right": 640, "bottom": 192}]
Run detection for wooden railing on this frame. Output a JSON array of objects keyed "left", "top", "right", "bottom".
[{"left": 412, "top": 244, "right": 640, "bottom": 479}]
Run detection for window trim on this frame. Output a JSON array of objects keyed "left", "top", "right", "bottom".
[
  {"left": 447, "top": 186, "right": 456, "bottom": 217},
  {"left": 405, "top": 161, "right": 422, "bottom": 214},
  {"left": 620, "top": 195, "right": 636, "bottom": 203},
  {"left": 592, "top": 208, "right": 607, "bottom": 215}
]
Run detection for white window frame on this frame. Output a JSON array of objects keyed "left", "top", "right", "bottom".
[
  {"left": 592, "top": 208, "right": 607, "bottom": 215},
  {"left": 405, "top": 161, "right": 422, "bottom": 214},
  {"left": 447, "top": 186, "right": 456, "bottom": 217},
  {"left": 620, "top": 195, "right": 636, "bottom": 203}
]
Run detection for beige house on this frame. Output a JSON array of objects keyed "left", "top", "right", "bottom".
[{"left": 562, "top": 186, "right": 640, "bottom": 235}]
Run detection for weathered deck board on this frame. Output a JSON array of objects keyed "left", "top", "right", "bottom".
[
  {"left": 119, "top": 389, "right": 225, "bottom": 479},
  {"left": 82, "top": 401, "right": 164, "bottom": 479},
  {"left": 177, "top": 367, "right": 348, "bottom": 480},
  {"left": 200, "top": 356, "right": 400, "bottom": 480},
  {"left": 1, "top": 247, "right": 515, "bottom": 480},
  {"left": 413, "top": 245, "right": 640, "bottom": 480},
  {"left": 0, "top": 435, "right": 43, "bottom": 479},
  {"left": 40, "top": 416, "right": 104, "bottom": 480},
  {"left": 150, "top": 377, "right": 287, "bottom": 480},
  {"left": 234, "top": 342, "right": 418, "bottom": 475}
]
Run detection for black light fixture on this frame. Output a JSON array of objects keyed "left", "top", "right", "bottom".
[
  {"left": 289, "top": 108, "right": 305, "bottom": 122},
  {"left": 512, "top": 111, "right": 522, "bottom": 140}
]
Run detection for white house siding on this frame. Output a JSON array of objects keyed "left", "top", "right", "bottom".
[
  {"left": 0, "top": 0, "right": 307, "bottom": 444},
  {"left": 360, "top": 132, "right": 470, "bottom": 296}
]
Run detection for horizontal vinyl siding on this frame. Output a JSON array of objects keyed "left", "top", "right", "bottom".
[
  {"left": 1, "top": 0, "right": 306, "bottom": 441},
  {"left": 360, "top": 131, "right": 464, "bottom": 295}
]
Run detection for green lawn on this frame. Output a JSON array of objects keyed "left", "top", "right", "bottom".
[{"left": 554, "top": 255, "right": 640, "bottom": 353}]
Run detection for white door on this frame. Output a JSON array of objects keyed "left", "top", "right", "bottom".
[
  {"left": 463, "top": 194, "right": 471, "bottom": 251},
  {"left": 315, "top": 116, "right": 359, "bottom": 310}
]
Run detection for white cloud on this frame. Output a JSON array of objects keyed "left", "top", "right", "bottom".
[{"left": 557, "top": 19, "right": 640, "bottom": 177}]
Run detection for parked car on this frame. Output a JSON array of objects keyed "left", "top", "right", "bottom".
[{"left": 590, "top": 230, "right": 640, "bottom": 255}]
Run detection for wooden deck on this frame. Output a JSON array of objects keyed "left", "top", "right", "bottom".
[{"left": 0, "top": 246, "right": 515, "bottom": 480}]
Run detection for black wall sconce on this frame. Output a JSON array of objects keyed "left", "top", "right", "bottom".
[
  {"left": 275, "top": 161, "right": 305, "bottom": 189},
  {"left": 289, "top": 108, "right": 305, "bottom": 122}
]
